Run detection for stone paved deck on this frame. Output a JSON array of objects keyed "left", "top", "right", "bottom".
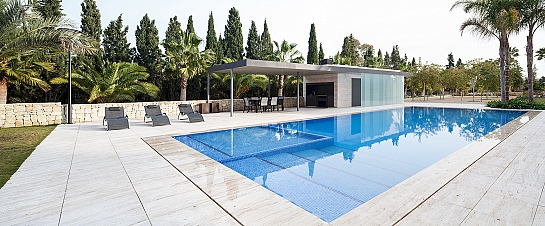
[{"left": 0, "top": 103, "right": 544, "bottom": 225}]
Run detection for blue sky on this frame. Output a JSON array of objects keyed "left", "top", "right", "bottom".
[{"left": 61, "top": 0, "right": 545, "bottom": 77}]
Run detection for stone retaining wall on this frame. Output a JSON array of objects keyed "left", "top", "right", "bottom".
[
  {"left": 0, "top": 103, "right": 63, "bottom": 128},
  {"left": 0, "top": 97, "right": 305, "bottom": 128}
]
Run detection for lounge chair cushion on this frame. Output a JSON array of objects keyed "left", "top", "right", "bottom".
[
  {"left": 187, "top": 112, "right": 204, "bottom": 123},
  {"left": 106, "top": 117, "right": 129, "bottom": 131},
  {"left": 150, "top": 115, "right": 170, "bottom": 126}
]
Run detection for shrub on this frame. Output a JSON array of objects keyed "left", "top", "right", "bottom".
[{"left": 487, "top": 98, "right": 545, "bottom": 110}]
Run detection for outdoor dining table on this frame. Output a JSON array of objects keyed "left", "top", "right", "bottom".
[{"left": 249, "top": 97, "right": 260, "bottom": 113}]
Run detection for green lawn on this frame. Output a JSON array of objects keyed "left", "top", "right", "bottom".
[{"left": 0, "top": 125, "right": 56, "bottom": 188}]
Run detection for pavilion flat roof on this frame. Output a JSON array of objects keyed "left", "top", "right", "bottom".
[{"left": 206, "top": 59, "right": 413, "bottom": 77}]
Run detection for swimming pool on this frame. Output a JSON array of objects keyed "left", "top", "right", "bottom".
[{"left": 173, "top": 107, "right": 525, "bottom": 222}]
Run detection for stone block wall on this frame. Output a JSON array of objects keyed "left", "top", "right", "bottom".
[
  {"left": 0, "top": 103, "right": 63, "bottom": 128},
  {"left": 0, "top": 97, "right": 304, "bottom": 128}
]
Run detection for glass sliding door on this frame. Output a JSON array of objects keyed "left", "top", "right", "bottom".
[{"left": 361, "top": 73, "right": 404, "bottom": 107}]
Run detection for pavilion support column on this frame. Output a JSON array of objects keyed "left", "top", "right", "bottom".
[
  {"left": 297, "top": 72, "right": 300, "bottom": 111},
  {"left": 206, "top": 72, "right": 210, "bottom": 103},
  {"left": 230, "top": 69, "right": 234, "bottom": 117}
]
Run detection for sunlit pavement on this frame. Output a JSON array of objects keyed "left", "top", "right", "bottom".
[{"left": 1, "top": 103, "right": 543, "bottom": 225}]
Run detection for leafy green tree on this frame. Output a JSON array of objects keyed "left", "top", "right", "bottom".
[
  {"left": 0, "top": 0, "right": 95, "bottom": 104},
  {"left": 51, "top": 56, "right": 158, "bottom": 103},
  {"left": 412, "top": 64, "right": 442, "bottom": 96},
  {"left": 36, "top": 0, "right": 63, "bottom": 19},
  {"left": 340, "top": 34, "right": 361, "bottom": 66},
  {"left": 307, "top": 23, "right": 318, "bottom": 64},
  {"left": 260, "top": 19, "right": 273, "bottom": 60},
  {"left": 103, "top": 14, "right": 130, "bottom": 63},
  {"left": 447, "top": 53, "right": 455, "bottom": 69},
  {"left": 332, "top": 51, "right": 351, "bottom": 65},
  {"left": 272, "top": 40, "right": 304, "bottom": 96},
  {"left": 519, "top": 0, "right": 545, "bottom": 101},
  {"left": 205, "top": 12, "right": 217, "bottom": 52},
  {"left": 477, "top": 59, "right": 501, "bottom": 95},
  {"left": 452, "top": 0, "right": 521, "bottom": 103},
  {"left": 162, "top": 32, "right": 214, "bottom": 100},
  {"left": 135, "top": 14, "right": 162, "bottom": 100},
  {"left": 80, "top": 0, "right": 101, "bottom": 42},
  {"left": 224, "top": 7, "right": 243, "bottom": 60},
  {"left": 318, "top": 42, "right": 324, "bottom": 61},
  {"left": 245, "top": 20, "right": 260, "bottom": 59},
  {"left": 186, "top": 15, "right": 194, "bottom": 35},
  {"left": 509, "top": 47, "right": 524, "bottom": 91}
]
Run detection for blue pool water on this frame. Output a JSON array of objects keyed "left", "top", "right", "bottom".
[{"left": 173, "top": 107, "right": 525, "bottom": 222}]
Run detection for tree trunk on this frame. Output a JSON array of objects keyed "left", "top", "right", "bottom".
[
  {"left": 0, "top": 76, "right": 7, "bottom": 104},
  {"left": 504, "top": 41, "right": 510, "bottom": 101},
  {"left": 527, "top": 28, "right": 534, "bottom": 102},
  {"left": 180, "top": 76, "right": 188, "bottom": 101},
  {"left": 499, "top": 39, "right": 507, "bottom": 103},
  {"left": 278, "top": 75, "right": 284, "bottom": 97}
]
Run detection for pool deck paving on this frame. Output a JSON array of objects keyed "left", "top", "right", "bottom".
[{"left": 0, "top": 102, "right": 544, "bottom": 225}]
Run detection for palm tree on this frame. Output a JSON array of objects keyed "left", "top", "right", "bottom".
[
  {"left": 51, "top": 56, "right": 158, "bottom": 103},
  {"left": 220, "top": 73, "right": 268, "bottom": 98},
  {"left": 0, "top": 0, "right": 95, "bottom": 104},
  {"left": 520, "top": 0, "right": 545, "bottom": 101},
  {"left": 537, "top": 47, "right": 545, "bottom": 60},
  {"left": 271, "top": 40, "right": 304, "bottom": 97},
  {"left": 451, "top": 0, "right": 521, "bottom": 103},
  {"left": 162, "top": 32, "right": 214, "bottom": 101}
]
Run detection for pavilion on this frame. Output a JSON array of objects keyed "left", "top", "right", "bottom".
[{"left": 206, "top": 59, "right": 413, "bottom": 116}]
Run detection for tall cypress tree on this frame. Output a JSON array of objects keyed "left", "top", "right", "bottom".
[
  {"left": 390, "top": 45, "right": 401, "bottom": 69},
  {"left": 103, "top": 14, "right": 130, "bottom": 63},
  {"left": 307, "top": 23, "right": 318, "bottom": 64},
  {"left": 456, "top": 58, "right": 463, "bottom": 68},
  {"left": 384, "top": 52, "right": 391, "bottom": 69},
  {"left": 36, "top": 0, "right": 63, "bottom": 19},
  {"left": 164, "top": 16, "right": 182, "bottom": 45},
  {"left": 135, "top": 14, "right": 162, "bottom": 100},
  {"left": 217, "top": 34, "right": 225, "bottom": 64},
  {"left": 411, "top": 57, "right": 417, "bottom": 66},
  {"left": 224, "top": 7, "right": 243, "bottom": 60},
  {"left": 245, "top": 20, "right": 260, "bottom": 60},
  {"left": 260, "top": 19, "right": 273, "bottom": 60},
  {"left": 80, "top": 0, "right": 101, "bottom": 42},
  {"left": 162, "top": 16, "right": 183, "bottom": 100},
  {"left": 318, "top": 42, "right": 324, "bottom": 61},
  {"left": 186, "top": 15, "right": 195, "bottom": 35},
  {"left": 447, "top": 53, "right": 455, "bottom": 69},
  {"left": 205, "top": 12, "right": 217, "bottom": 51}
]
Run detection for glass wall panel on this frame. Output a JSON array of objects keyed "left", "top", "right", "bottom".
[{"left": 360, "top": 73, "right": 404, "bottom": 107}]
